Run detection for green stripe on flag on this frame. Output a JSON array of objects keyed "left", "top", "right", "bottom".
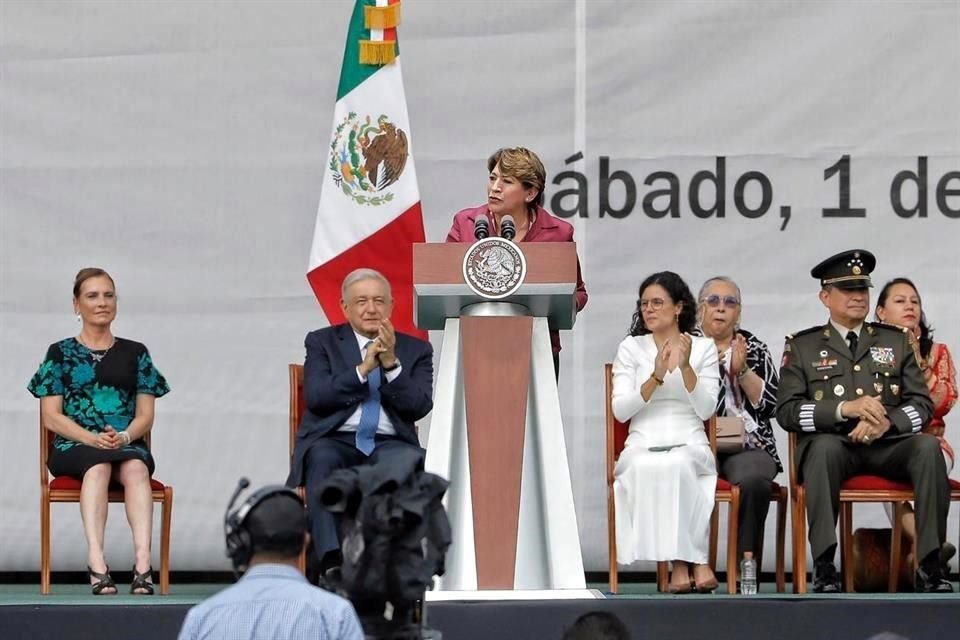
[{"left": 337, "top": 0, "right": 402, "bottom": 100}]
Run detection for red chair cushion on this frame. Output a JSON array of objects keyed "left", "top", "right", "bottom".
[
  {"left": 50, "top": 476, "right": 167, "bottom": 491},
  {"left": 613, "top": 419, "right": 629, "bottom": 458},
  {"left": 841, "top": 475, "right": 911, "bottom": 491},
  {"left": 951, "top": 479, "right": 960, "bottom": 490},
  {"left": 716, "top": 477, "right": 733, "bottom": 491}
]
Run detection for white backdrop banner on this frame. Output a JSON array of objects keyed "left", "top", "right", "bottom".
[{"left": 1, "top": 0, "right": 958, "bottom": 573}]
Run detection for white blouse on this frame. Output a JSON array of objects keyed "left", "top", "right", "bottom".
[{"left": 611, "top": 333, "right": 721, "bottom": 449}]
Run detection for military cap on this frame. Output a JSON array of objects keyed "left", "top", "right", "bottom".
[{"left": 810, "top": 249, "right": 875, "bottom": 289}]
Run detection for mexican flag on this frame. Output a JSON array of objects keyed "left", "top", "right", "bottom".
[{"left": 307, "top": 0, "right": 427, "bottom": 338}]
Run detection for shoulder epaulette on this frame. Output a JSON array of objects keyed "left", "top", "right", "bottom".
[
  {"left": 789, "top": 326, "right": 821, "bottom": 339},
  {"left": 868, "top": 321, "right": 908, "bottom": 333}
]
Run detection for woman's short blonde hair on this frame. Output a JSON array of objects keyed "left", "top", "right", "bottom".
[{"left": 487, "top": 147, "right": 546, "bottom": 209}]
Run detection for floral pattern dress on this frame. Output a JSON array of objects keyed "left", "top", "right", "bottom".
[
  {"left": 923, "top": 342, "right": 957, "bottom": 470},
  {"left": 28, "top": 337, "right": 169, "bottom": 477}
]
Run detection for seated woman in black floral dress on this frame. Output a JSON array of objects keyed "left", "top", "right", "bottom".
[
  {"left": 696, "top": 276, "right": 782, "bottom": 575},
  {"left": 28, "top": 268, "right": 169, "bottom": 595}
]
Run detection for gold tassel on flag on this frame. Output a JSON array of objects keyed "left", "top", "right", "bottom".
[
  {"left": 364, "top": 3, "right": 401, "bottom": 30},
  {"left": 359, "top": 40, "right": 397, "bottom": 65}
]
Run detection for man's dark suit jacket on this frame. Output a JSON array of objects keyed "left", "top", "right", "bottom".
[{"left": 287, "top": 323, "right": 434, "bottom": 487}]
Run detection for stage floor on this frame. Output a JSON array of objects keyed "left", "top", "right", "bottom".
[{"left": 2, "top": 582, "right": 959, "bottom": 640}]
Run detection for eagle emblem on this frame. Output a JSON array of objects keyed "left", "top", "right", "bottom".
[
  {"left": 462, "top": 238, "right": 527, "bottom": 300},
  {"left": 329, "top": 113, "right": 408, "bottom": 206}
]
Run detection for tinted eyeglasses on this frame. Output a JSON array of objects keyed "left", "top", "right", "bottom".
[{"left": 701, "top": 295, "right": 740, "bottom": 309}]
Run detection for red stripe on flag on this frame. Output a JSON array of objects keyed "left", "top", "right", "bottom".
[
  {"left": 307, "top": 203, "right": 427, "bottom": 340},
  {"left": 384, "top": 0, "right": 398, "bottom": 42}
]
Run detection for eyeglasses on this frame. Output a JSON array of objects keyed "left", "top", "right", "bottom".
[
  {"left": 701, "top": 295, "right": 740, "bottom": 309},
  {"left": 639, "top": 298, "right": 666, "bottom": 310}
]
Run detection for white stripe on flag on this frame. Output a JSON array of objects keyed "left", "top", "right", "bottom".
[
  {"left": 371, "top": 0, "right": 388, "bottom": 41},
  {"left": 310, "top": 59, "right": 419, "bottom": 269}
]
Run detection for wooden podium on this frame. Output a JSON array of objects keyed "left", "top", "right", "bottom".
[{"left": 415, "top": 241, "right": 586, "bottom": 591}]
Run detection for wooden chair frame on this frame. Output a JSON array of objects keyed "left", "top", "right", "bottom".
[
  {"left": 789, "top": 431, "right": 960, "bottom": 593},
  {"left": 289, "top": 363, "right": 308, "bottom": 574},
  {"left": 605, "top": 363, "right": 786, "bottom": 594},
  {"left": 39, "top": 412, "right": 172, "bottom": 595}
]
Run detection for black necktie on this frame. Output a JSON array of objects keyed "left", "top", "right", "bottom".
[{"left": 846, "top": 330, "right": 858, "bottom": 356}]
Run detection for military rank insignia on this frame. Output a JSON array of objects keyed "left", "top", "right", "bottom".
[{"left": 869, "top": 346, "right": 895, "bottom": 366}]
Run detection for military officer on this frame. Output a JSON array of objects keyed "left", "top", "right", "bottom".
[{"left": 776, "top": 249, "right": 951, "bottom": 593}]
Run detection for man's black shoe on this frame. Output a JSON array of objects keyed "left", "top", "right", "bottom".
[
  {"left": 940, "top": 541, "right": 957, "bottom": 577},
  {"left": 941, "top": 541, "right": 957, "bottom": 564},
  {"left": 813, "top": 562, "right": 841, "bottom": 593},
  {"left": 915, "top": 565, "right": 954, "bottom": 593}
]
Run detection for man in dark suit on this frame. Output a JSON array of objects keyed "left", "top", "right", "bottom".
[
  {"left": 287, "top": 268, "right": 434, "bottom": 574},
  {"left": 776, "top": 249, "right": 951, "bottom": 593}
]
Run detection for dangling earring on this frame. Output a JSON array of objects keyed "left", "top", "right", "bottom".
[{"left": 75, "top": 313, "right": 81, "bottom": 323}]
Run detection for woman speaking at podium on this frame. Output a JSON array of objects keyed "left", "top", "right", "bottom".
[{"left": 445, "top": 147, "right": 588, "bottom": 375}]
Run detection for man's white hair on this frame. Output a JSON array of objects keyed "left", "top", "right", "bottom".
[{"left": 341, "top": 268, "right": 392, "bottom": 302}]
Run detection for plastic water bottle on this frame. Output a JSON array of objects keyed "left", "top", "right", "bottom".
[{"left": 740, "top": 552, "right": 758, "bottom": 595}]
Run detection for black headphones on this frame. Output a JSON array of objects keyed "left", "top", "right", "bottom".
[{"left": 223, "top": 477, "right": 304, "bottom": 576}]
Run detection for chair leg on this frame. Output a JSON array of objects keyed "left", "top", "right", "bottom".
[
  {"left": 755, "top": 519, "right": 766, "bottom": 591},
  {"left": 776, "top": 487, "right": 787, "bottom": 593},
  {"left": 296, "top": 486, "right": 308, "bottom": 577},
  {"left": 889, "top": 502, "right": 904, "bottom": 593},
  {"left": 727, "top": 493, "right": 739, "bottom": 594},
  {"left": 657, "top": 561, "right": 668, "bottom": 593},
  {"left": 608, "top": 486, "right": 618, "bottom": 594},
  {"left": 793, "top": 490, "right": 808, "bottom": 593},
  {"left": 160, "top": 487, "right": 173, "bottom": 595},
  {"left": 840, "top": 503, "right": 853, "bottom": 592},
  {"left": 709, "top": 504, "right": 719, "bottom": 569},
  {"left": 608, "top": 554, "right": 618, "bottom": 594},
  {"left": 40, "top": 490, "right": 51, "bottom": 595},
  {"left": 298, "top": 546, "right": 308, "bottom": 577}
]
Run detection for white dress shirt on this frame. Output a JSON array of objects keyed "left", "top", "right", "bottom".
[{"left": 338, "top": 330, "right": 400, "bottom": 436}]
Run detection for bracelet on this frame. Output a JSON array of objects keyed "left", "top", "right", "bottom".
[
  {"left": 119, "top": 431, "right": 131, "bottom": 445},
  {"left": 737, "top": 367, "right": 749, "bottom": 379},
  {"left": 650, "top": 373, "right": 664, "bottom": 386}
]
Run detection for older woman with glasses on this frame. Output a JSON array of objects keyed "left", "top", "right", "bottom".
[{"left": 696, "top": 276, "right": 781, "bottom": 572}]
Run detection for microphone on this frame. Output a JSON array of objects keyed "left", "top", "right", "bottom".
[
  {"left": 500, "top": 215, "right": 516, "bottom": 241},
  {"left": 473, "top": 215, "right": 489, "bottom": 240}
]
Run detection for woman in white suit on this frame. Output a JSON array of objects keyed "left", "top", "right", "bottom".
[{"left": 612, "top": 271, "right": 721, "bottom": 593}]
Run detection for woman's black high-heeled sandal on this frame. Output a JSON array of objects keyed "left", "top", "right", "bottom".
[
  {"left": 130, "top": 566, "right": 155, "bottom": 595},
  {"left": 87, "top": 566, "right": 116, "bottom": 595}
]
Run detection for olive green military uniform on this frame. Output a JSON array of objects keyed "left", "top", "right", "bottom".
[{"left": 776, "top": 321, "right": 947, "bottom": 562}]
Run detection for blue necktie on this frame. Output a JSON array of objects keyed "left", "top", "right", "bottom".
[{"left": 356, "top": 341, "right": 381, "bottom": 455}]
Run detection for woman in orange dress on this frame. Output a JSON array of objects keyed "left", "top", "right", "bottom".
[{"left": 875, "top": 277, "right": 957, "bottom": 566}]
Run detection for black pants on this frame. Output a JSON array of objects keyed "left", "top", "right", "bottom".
[
  {"left": 718, "top": 448, "right": 778, "bottom": 558},
  {"left": 800, "top": 433, "right": 949, "bottom": 562},
  {"left": 302, "top": 431, "right": 424, "bottom": 564}
]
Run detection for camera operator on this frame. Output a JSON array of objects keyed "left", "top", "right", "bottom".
[{"left": 178, "top": 480, "right": 363, "bottom": 640}]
